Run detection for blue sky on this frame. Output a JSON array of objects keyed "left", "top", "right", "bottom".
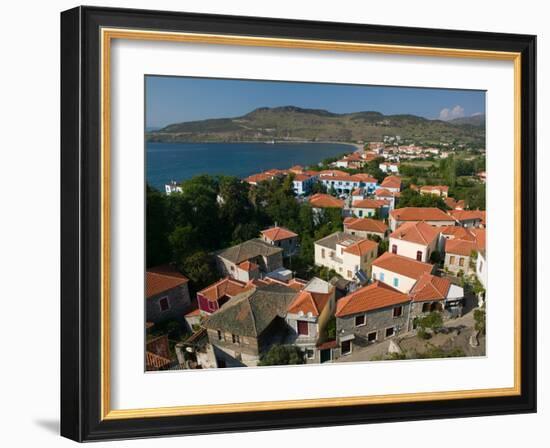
[{"left": 145, "top": 76, "right": 485, "bottom": 129}]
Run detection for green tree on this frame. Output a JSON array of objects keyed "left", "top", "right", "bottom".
[
  {"left": 397, "top": 188, "right": 449, "bottom": 210},
  {"left": 414, "top": 312, "right": 443, "bottom": 334},
  {"left": 474, "top": 307, "right": 486, "bottom": 335},
  {"left": 181, "top": 251, "right": 217, "bottom": 291},
  {"left": 258, "top": 345, "right": 305, "bottom": 366},
  {"left": 146, "top": 184, "right": 171, "bottom": 267}
]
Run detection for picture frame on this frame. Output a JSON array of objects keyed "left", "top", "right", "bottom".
[{"left": 60, "top": 5, "right": 536, "bottom": 442}]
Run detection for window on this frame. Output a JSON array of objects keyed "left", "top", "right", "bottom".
[
  {"left": 306, "top": 349, "right": 315, "bottom": 360},
  {"left": 459, "top": 257, "right": 465, "bottom": 267},
  {"left": 340, "top": 247, "right": 344, "bottom": 255},
  {"left": 385, "top": 327, "right": 395, "bottom": 338},
  {"left": 358, "top": 210, "right": 363, "bottom": 217},
  {"left": 422, "top": 303, "right": 431, "bottom": 313},
  {"left": 297, "top": 320, "right": 309, "bottom": 336},
  {"left": 217, "top": 330, "right": 223, "bottom": 341},
  {"left": 372, "top": 272, "right": 377, "bottom": 280},
  {"left": 232, "top": 334, "right": 240, "bottom": 344},
  {"left": 339, "top": 267, "right": 343, "bottom": 273},
  {"left": 208, "top": 300, "right": 217, "bottom": 312},
  {"left": 341, "top": 340, "right": 352, "bottom": 355},
  {"left": 367, "top": 331, "right": 377, "bottom": 343},
  {"left": 393, "top": 277, "right": 399, "bottom": 288},
  {"left": 380, "top": 272, "right": 385, "bottom": 282},
  {"left": 391, "top": 244, "right": 397, "bottom": 254},
  {"left": 479, "top": 261, "right": 484, "bottom": 272},
  {"left": 347, "top": 270, "right": 353, "bottom": 278},
  {"left": 159, "top": 297, "right": 170, "bottom": 312},
  {"left": 321, "top": 249, "right": 325, "bottom": 259},
  {"left": 416, "top": 250, "right": 423, "bottom": 261},
  {"left": 230, "top": 265, "right": 235, "bottom": 271},
  {"left": 355, "top": 315, "right": 366, "bottom": 327},
  {"left": 450, "top": 255, "right": 456, "bottom": 265},
  {"left": 393, "top": 306, "right": 403, "bottom": 317}
]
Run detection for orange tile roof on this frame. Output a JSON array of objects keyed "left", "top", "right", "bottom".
[
  {"left": 309, "top": 193, "right": 345, "bottom": 208},
  {"left": 293, "top": 173, "right": 313, "bottom": 182},
  {"left": 409, "top": 273, "right": 451, "bottom": 302},
  {"left": 336, "top": 281, "right": 409, "bottom": 317},
  {"left": 420, "top": 185, "right": 449, "bottom": 193},
  {"left": 261, "top": 226, "right": 298, "bottom": 241},
  {"left": 390, "top": 207, "right": 454, "bottom": 222},
  {"left": 380, "top": 175, "right": 402, "bottom": 189},
  {"left": 445, "top": 197, "right": 466, "bottom": 210},
  {"left": 390, "top": 221, "right": 439, "bottom": 246},
  {"left": 344, "top": 217, "right": 388, "bottom": 234},
  {"left": 449, "top": 210, "right": 485, "bottom": 222},
  {"left": 470, "top": 228, "right": 486, "bottom": 250},
  {"left": 343, "top": 238, "right": 378, "bottom": 257},
  {"left": 146, "top": 351, "right": 172, "bottom": 370},
  {"left": 146, "top": 265, "right": 189, "bottom": 299},
  {"left": 244, "top": 172, "right": 274, "bottom": 184},
  {"left": 372, "top": 252, "right": 434, "bottom": 280},
  {"left": 289, "top": 165, "right": 304, "bottom": 173},
  {"left": 318, "top": 169, "right": 350, "bottom": 177},
  {"left": 352, "top": 198, "right": 390, "bottom": 209},
  {"left": 374, "top": 188, "right": 395, "bottom": 197},
  {"left": 445, "top": 239, "right": 478, "bottom": 256},
  {"left": 287, "top": 289, "right": 333, "bottom": 317},
  {"left": 440, "top": 226, "right": 476, "bottom": 241},
  {"left": 198, "top": 277, "right": 253, "bottom": 302},
  {"left": 238, "top": 260, "right": 259, "bottom": 272},
  {"left": 351, "top": 173, "right": 378, "bottom": 183}
]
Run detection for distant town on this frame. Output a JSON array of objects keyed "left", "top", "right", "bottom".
[{"left": 145, "top": 138, "right": 487, "bottom": 370}]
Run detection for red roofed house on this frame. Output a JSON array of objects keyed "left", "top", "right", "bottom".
[
  {"left": 371, "top": 252, "right": 434, "bottom": 293},
  {"left": 419, "top": 185, "right": 449, "bottom": 198},
  {"left": 260, "top": 226, "right": 299, "bottom": 256},
  {"left": 380, "top": 175, "right": 402, "bottom": 193},
  {"left": 146, "top": 335, "right": 173, "bottom": 371},
  {"left": 292, "top": 172, "right": 318, "bottom": 196},
  {"left": 309, "top": 193, "right": 345, "bottom": 210},
  {"left": 196, "top": 277, "right": 254, "bottom": 315},
  {"left": 343, "top": 217, "right": 388, "bottom": 240},
  {"left": 444, "top": 238, "right": 480, "bottom": 275},
  {"left": 449, "top": 209, "right": 485, "bottom": 228},
  {"left": 389, "top": 207, "right": 456, "bottom": 231},
  {"left": 351, "top": 198, "right": 390, "bottom": 219},
  {"left": 374, "top": 188, "right": 399, "bottom": 210},
  {"left": 409, "top": 273, "right": 465, "bottom": 326},
  {"left": 335, "top": 281, "right": 411, "bottom": 356},
  {"left": 315, "top": 232, "right": 379, "bottom": 282},
  {"left": 445, "top": 197, "right": 466, "bottom": 210},
  {"left": 389, "top": 221, "right": 440, "bottom": 263},
  {"left": 285, "top": 277, "right": 336, "bottom": 363},
  {"left": 146, "top": 265, "right": 191, "bottom": 324}
]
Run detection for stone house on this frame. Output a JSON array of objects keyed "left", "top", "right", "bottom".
[
  {"left": 408, "top": 273, "right": 465, "bottom": 326},
  {"left": 371, "top": 252, "right": 434, "bottom": 294},
  {"left": 215, "top": 238, "right": 283, "bottom": 282},
  {"left": 202, "top": 283, "right": 298, "bottom": 367},
  {"left": 260, "top": 226, "right": 299, "bottom": 257},
  {"left": 443, "top": 239, "right": 478, "bottom": 275},
  {"left": 389, "top": 221, "right": 440, "bottom": 263},
  {"left": 146, "top": 265, "right": 191, "bottom": 324},
  {"left": 285, "top": 278, "right": 336, "bottom": 364},
  {"left": 335, "top": 281, "right": 411, "bottom": 356}
]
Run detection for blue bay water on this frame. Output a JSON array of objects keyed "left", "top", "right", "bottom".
[{"left": 146, "top": 142, "right": 354, "bottom": 190}]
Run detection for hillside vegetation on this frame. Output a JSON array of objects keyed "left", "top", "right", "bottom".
[{"left": 147, "top": 106, "right": 485, "bottom": 147}]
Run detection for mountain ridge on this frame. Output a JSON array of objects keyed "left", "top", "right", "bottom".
[{"left": 148, "top": 106, "right": 485, "bottom": 146}]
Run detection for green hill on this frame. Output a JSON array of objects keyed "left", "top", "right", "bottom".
[{"left": 147, "top": 106, "right": 485, "bottom": 146}]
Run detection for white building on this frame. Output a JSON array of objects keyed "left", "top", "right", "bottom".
[
  {"left": 388, "top": 221, "right": 440, "bottom": 263},
  {"left": 314, "top": 232, "right": 378, "bottom": 282},
  {"left": 371, "top": 252, "right": 434, "bottom": 294},
  {"left": 165, "top": 181, "right": 182, "bottom": 195}
]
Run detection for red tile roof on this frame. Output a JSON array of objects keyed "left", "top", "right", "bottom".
[
  {"left": 445, "top": 197, "right": 466, "bottom": 210},
  {"left": 293, "top": 173, "right": 313, "bottom": 182},
  {"left": 351, "top": 173, "right": 378, "bottom": 183},
  {"left": 380, "top": 175, "right": 402, "bottom": 189},
  {"left": 198, "top": 277, "right": 253, "bottom": 302},
  {"left": 352, "top": 198, "right": 390, "bottom": 209},
  {"left": 238, "top": 260, "right": 259, "bottom": 272},
  {"left": 146, "top": 351, "right": 172, "bottom": 370},
  {"left": 372, "top": 252, "right": 434, "bottom": 280},
  {"left": 374, "top": 188, "right": 396, "bottom": 197},
  {"left": 344, "top": 217, "right": 388, "bottom": 234},
  {"left": 261, "top": 226, "right": 298, "bottom": 241},
  {"left": 440, "top": 226, "right": 476, "bottom": 241},
  {"left": 445, "top": 239, "right": 478, "bottom": 256},
  {"left": 318, "top": 169, "right": 350, "bottom": 178},
  {"left": 336, "top": 281, "right": 409, "bottom": 317},
  {"left": 390, "top": 207, "right": 454, "bottom": 222},
  {"left": 449, "top": 210, "right": 485, "bottom": 222},
  {"left": 409, "top": 273, "right": 451, "bottom": 302},
  {"left": 390, "top": 221, "right": 439, "bottom": 246},
  {"left": 287, "top": 289, "right": 333, "bottom": 317},
  {"left": 244, "top": 172, "right": 275, "bottom": 184},
  {"left": 343, "top": 238, "right": 378, "bottom": 257},
  {"left": 420, "top": 185, "right": 449, "bottom": 194},
  {"left": 146, "top": 265, "right": 189, "bottom": 299},
  {"left": 309, "top": 193, "right": 345, "bottom": 208}
]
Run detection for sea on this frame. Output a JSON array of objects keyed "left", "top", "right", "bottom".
[{"left": 146, "top": 142, "right": 354, "bottom": 190}]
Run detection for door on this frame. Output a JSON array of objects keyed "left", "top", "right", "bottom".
[{"left": 320, "top": 349, "right": 332, "bottom": 363}]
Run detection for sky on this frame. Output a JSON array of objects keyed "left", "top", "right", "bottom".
[{"left": 145, "top": 76, "right": 485, "bottom": 129}]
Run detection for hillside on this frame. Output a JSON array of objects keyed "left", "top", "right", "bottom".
[{"left": 147, "top": 106, "right": 485, "bottom": 146}]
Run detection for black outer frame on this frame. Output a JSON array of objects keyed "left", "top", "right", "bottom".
[{"left": 60, "top": 6, "right": 537, "bottom": 442}]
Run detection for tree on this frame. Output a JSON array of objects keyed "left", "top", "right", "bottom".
[
  {"left": 146, "top": 184, "right": 171, "bottom": 267},
  {"left": 169, "top": 225, "right": 198, "bottom": 265},
  {"left": 258, "top": 345, "right": 305, "bottom": 366},
  {"left": 474, "top": 307, "right": 486, "bottom": 335},
  {"left": 414, "top": 312, "right": 443, "bottom": 334},
  {"left": 396, "top": 188, "right": 449, "bottom": 211},
  {"left": 181, "top": 251, "right": 217, "bottom": 291}
]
